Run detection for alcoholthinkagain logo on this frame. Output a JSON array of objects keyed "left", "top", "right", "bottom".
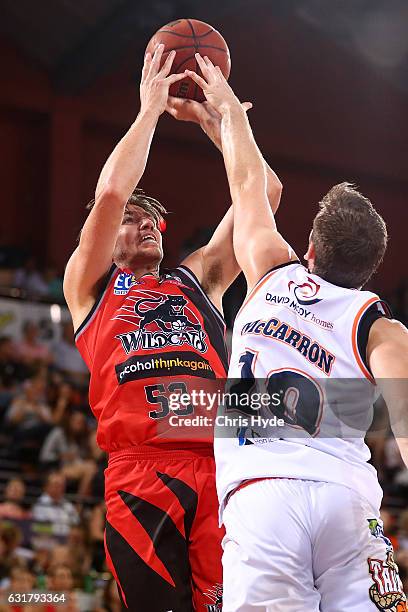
[{"left": 115, "top": 351, "right": 215, "bottom": 384}]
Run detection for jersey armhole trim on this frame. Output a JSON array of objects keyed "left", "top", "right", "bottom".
[
  {"left": 351, "top": 296, "right": 379, "bottom": 384},
  {"left": 236, "top": 260, "right": 301, "bottom": 319},
  {"left": 176, "top": 264, "right": 225, "bottom": 326},
  {"left": 255, "top": 259, "right": 301, "bottom": 288},
  {"left": 74, "top": 264, "right": 117, "bottom": 341}
]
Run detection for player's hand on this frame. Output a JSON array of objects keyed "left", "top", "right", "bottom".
[
  {"left": 139, "top": 44, "right": 186, "bottom": 118},
  {"left": 185, "top": 54, "right": 241, "bottom": 115},
  {"left": 166, "top": 97, "right": 252, "bottom": 150}
]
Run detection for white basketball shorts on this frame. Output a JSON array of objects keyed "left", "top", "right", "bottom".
[{"left": 222, "top": 478, "right": 406, "bottom": 611}]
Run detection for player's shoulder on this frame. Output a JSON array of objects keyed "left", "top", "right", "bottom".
[{"left": 369, "top": 316, "right": 408, "bottom": 341}]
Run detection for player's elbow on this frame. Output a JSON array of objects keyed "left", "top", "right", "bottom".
[
  {"left": 269, "top": 178, "right": 283, "bottom": 198},
  {"left": 94, "top": 182, "right": 127, "bottom": 210}
]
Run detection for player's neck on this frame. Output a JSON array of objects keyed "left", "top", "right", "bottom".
[{"left": 122, "top": 263, "right": 160, "bottom": 280}]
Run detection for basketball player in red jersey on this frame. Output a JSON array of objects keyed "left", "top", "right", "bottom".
[{"left": 63, "top": 45, "right": 281, "bottom": 611}]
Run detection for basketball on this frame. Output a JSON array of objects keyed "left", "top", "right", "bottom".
[{"left": 145, "top": 19, "right": 231, "bottom": 102}]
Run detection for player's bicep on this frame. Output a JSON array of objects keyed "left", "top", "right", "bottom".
[
  {"left": 368, "top": 319, "right": 408, "bottom": 440},
  {"left": 231, "top": 182, "right": 294, "bottom": 289},
  {"left": 234, "top": 226, "right": 296, "bottom": 291},
  {"left": 63, "top": 247, "right": 111, "bottom": 330},
  {"left": 64, "top": 191, "right": 124, "bottom": 312}
]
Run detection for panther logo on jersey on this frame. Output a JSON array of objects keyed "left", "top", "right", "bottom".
[
  {"left": 134, "top": 294, "right": 199, "bottom": 332},
  {"left": 114, "top": 291, "right": 207, "bottom": 354},
  {"left": 288, "top": 277, "right": 322, "bottom": 305},
  {"left": 368, "top": 551, "right": 407, "bottom": 611}
]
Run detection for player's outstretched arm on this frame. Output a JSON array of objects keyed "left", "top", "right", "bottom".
[
  {"left": 63, "top": 45, "right": 185, "bottom": 331},
  {"left": 186, "top": 55, "right": 297, "bottom": 291},
  {"left": 166, "top": 98, "right": 284, "bottom": 306},
  {"left": 367, "top": 317, "right": 408, "bottom": 467},
  {"left": 166, "top": 96, "right": 283, "bottom": 214},
  {"left": 166, "top": 98, "right": 282, "bottom": 310}
]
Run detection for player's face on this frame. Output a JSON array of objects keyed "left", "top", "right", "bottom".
[{"left": 113, "top": 205, "right": 163, "bottom": 269}]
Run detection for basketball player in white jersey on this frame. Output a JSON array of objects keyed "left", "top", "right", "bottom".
[{"left": 187, "top": 56, "right": 408, "bottom": 611}]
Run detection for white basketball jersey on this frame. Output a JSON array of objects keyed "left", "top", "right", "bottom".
[{"left": 215, "top": 261, "right": 385, "bottom": 519}]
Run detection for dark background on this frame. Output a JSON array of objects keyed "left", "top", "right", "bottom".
[{"left": 1, "top": 0, "right": 407, "bottom": 294}]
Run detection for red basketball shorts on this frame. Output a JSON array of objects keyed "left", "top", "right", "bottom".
[{"left": 104, "top": 447, "right": 224, "bottom": 611}]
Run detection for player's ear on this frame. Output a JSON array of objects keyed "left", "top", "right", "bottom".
[{"left": 304, "top": 239, "right": 316, "bottom": 271}]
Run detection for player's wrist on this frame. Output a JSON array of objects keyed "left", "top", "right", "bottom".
[
  {"left": 218, "top": 97, "right": 245, "bottom": 118},
  {"left": 137, "top": 106, "right": 161, "bottom": 126}
]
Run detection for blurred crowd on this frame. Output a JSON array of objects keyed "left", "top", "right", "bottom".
[
  {"left": 0, "top": 251, "right": 407, "bottom": 609},
  {"left": 0, "top": 317, "right": 113, "bottom": 610}
]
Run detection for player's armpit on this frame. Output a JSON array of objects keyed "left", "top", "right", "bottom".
[
  {"left": 180, "top": 206, "right": 240, "bottom": 308},
  {"left": 368, "top": 318, "right": 408, "bottom": 468}
]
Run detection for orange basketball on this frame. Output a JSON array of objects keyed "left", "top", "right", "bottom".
[{"left": 145, "top": 19, "right": 231, "bottom": 102}]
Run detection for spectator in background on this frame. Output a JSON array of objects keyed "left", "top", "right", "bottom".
[
  {"left": 65, "top": 526, "right": 92, "bottom": 585},
  {"left": 0, "top": 565, "right": 35, "bottom": 611},
  {"left": 15, "top": 321, "right": 53, "bottom": 367},
  {"left": 13, "top": 257, "right": 48, "bottom": 299},
  {"left": 0, "top": 529, "right": 25, "bottom": 582},
  {"left": 89, "top": 502, "right": 106, "bottom": 573},
  {"left": 95, "top": 577, "right": 122, "bottom": 612},
  {"left": 0, "top": 337, "right": 29, "bottom": 390},
  {"left": 88, "top": 431, "right": 106, "bottom": 500},
  {"left": 53, "top": 323, "right": 88, "bottom": 387},
  {"left": 43, "top": 267, "right": 64, "bottom": 303},
  {"left": 32, "top": 473, "right": 79, "bottom": 538},
  {"left": 398, "top": 510, "right": 408, "bottom": 551},
  {"left": 0, "top": 524, "right": 32, "bottom": 570},
  {"left": 40, "top": 411, "right": 96, "bottom": 496},
  {"left": 6, "top": 375, "right": 53, "bottom": 463},
  {"left": 0, "top": 478, "right": 30, "bottom": 520},
  {"left": 47, "top": 564, "right": 80, "bottom": 612}
]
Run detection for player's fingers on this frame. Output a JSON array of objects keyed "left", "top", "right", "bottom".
[
  {"left": 167, "top": 96, "right": 196, "bottom": 111},
  {"left": 194, "top": 53, "right": 212, "bottom": 79},
  {"left": 141, "top": 53, "right": 152, "bottom": 82},
  {"left": 202, "top": 55, "right": 219, "bottom": 79},
  {"left": 185, "top": 70, "right": 208, "bottom": 90},
  {"left": 158, "top": 50, "right": 176, "bottom": 77},
  {"left": 147, "top": 43, "right": 164, "bottom": 78},
  {"left": 165, "top": 102, "right": 178, "bottom": 118},
  {"left": 214, "top": 65, "right": 226, "bottom": 80},
  {"left": 203, "top": 55, "right": 216, "bottom": 69},
  {"left": 166, "top": 95, "right": 182, "bottom": 109},
  {"left": 242, "top": 102, "right": 253, "bottom": 112},
  {"left": 165, "top": 96, "right": 186, "bottom": 116},
  {"left": 165, "top": 72, "right": 188, "bottom": 86}
]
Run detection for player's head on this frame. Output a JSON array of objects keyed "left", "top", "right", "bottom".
[
  {"left": 305, "top": 183, "right": 387, "bottom": 288},
  {"left": 86, "top": 188, "right": 167, "bottom": 272},
  {"left": 112, "top": 188, "right": 167, "bottom": 272}
]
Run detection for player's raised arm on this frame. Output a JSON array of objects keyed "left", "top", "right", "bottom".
[
  {"left": 367, "top": 317, "right": 408, "bottom": 467},
  {"left": 63, "top": 45, "right": 185, "bottom": 331},
  {"left": 166, "top": 97, "right": 283, "bottom": 308},
  {"left": 186, "top": 56, "right": 297, "bottom": 291}
]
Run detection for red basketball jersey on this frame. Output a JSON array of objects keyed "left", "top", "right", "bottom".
[{"left": 75, "top": 265, "right": 228, "bottom": 452}]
